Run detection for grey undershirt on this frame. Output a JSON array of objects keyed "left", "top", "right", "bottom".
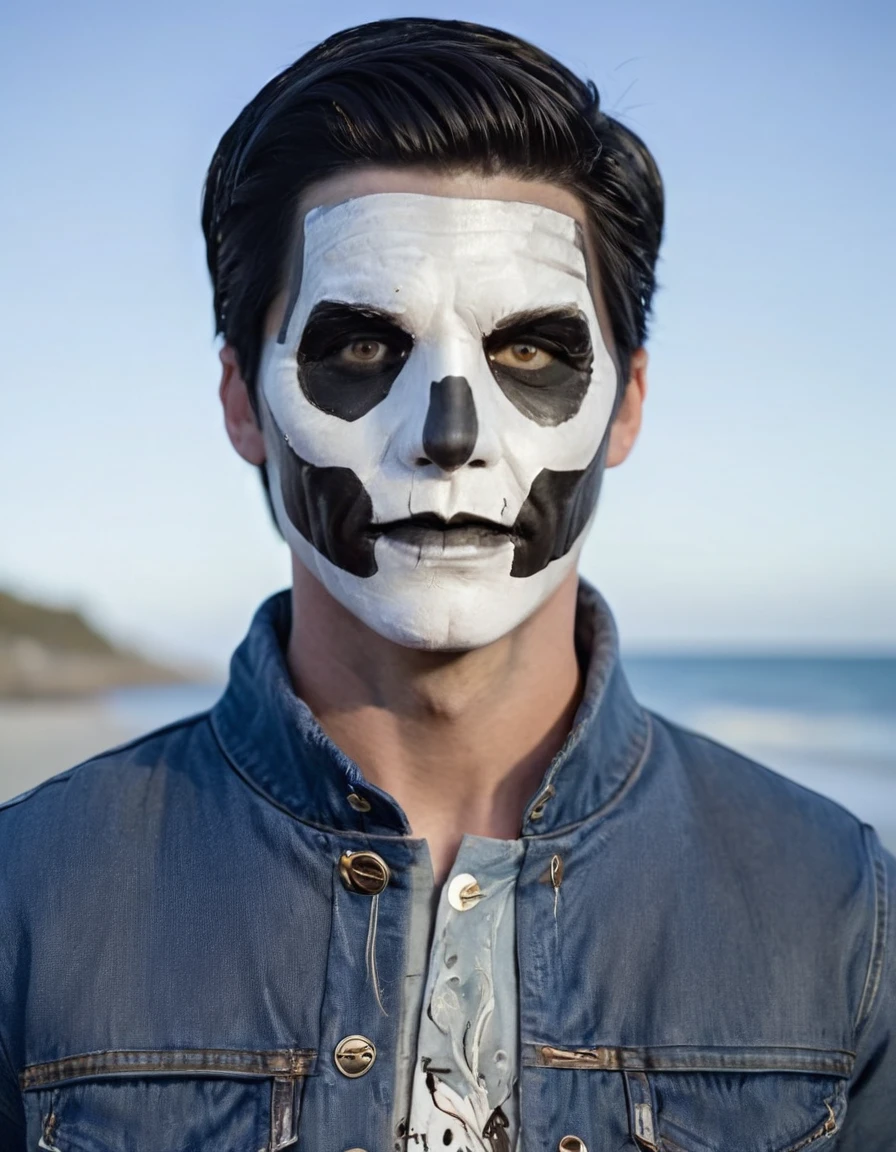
[{"left": 403, "top": 835, "right": 525, "bottom": 1152}]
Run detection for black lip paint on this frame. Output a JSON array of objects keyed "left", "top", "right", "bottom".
[{"left": 374, "top": 511, "right": 510, "bottom": 551}]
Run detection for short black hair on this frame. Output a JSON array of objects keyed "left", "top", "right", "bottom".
[{"left": 202, "top": 17, "right": 664, "bottom": 400}]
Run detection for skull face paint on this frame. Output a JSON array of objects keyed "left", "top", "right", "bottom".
[{"left": 257, "top": 193, "right": 620, "bottom": 650}]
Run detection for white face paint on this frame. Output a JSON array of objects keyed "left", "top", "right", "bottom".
[{"left": 257, "top": 193, "right": 619, "bottom": 650}]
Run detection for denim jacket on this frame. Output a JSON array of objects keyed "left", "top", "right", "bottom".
[{"left": 1, "top": 583, "right": 894, "bottom": 1151}]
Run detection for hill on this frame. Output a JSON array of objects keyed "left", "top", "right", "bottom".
[{"left": 0, "top": 589, "right": 187, "bottom": 698}]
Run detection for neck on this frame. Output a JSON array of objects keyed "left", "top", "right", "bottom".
[{"left": 286, "top": 560, "right": 583, "bottom": 884}]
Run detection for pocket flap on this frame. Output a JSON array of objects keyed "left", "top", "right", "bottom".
[
  {"left": 20, "top": 1048, "right": 315, "bottom": 1152},
  {"left": 534, "top": 1044, "right": 851, "bottom": 1152}
]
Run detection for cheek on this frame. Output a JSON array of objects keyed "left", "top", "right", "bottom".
[
  {"left": 266, "top": 422, "right": 379, "bottom": 579},
  {"left": 493, "top": 374, "right": 615, "bottom": 481},
  {"left": 509, "top": 438, "right": 608, "bottom": 577},
  {"left": 260, "top": 343, "right": 389, "bottom": 475}
]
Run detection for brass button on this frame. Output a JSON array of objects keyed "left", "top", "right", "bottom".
[
  {"left": 346, "top": 792, "right": 371, "bottom": 813},
  {"left": 558, "top": 1138, "right": 587, "bottom": 1152},
  {"left": 447, "top": 872, "right": 484, "bottom": 911},
  {"left": 334, "top": 1035, "right": 376, "bottom": 1078},
  {"left": 339, "top": 850, "right": 390, "bottom": 895},
  {"left": 529, "top": 784, "right": 556, "bottom": 822}
]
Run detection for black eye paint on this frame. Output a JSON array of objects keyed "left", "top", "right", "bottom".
[
  {"left": 297, "top": 301, "right": 414, "bottom": 422},
  {"left": 269, "top": 410, "right": 378, "bottom": 578},
  {"left": 483, "top": 308, "right": 593, "bottom": 427}
]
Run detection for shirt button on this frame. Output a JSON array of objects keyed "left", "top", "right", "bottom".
[
  {"left": 346, "top": 792, "right": 371, "bottom": 813},
  {"left": 333, "top": 1035, "right": 377, "bottom": 1078},
  {"left": 558, "top": 1138, "right": 588, "bottom": 1152},
  {"left": 447, "top": 872, "right": 484, "bottom": 911},
  {"left": 338, "top": 850, "right": 390, "bottom": 895}
]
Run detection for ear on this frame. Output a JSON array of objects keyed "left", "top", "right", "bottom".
[
  {"left": 219, "top": 344, "right": 267, "bottom": 466},
  {"left": 605, "top": 347, "right": 648, "bottom": 469}
]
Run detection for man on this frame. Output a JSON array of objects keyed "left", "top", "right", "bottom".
[{"left": 0, "top": 18, "right": 892, "bottom": 1151}]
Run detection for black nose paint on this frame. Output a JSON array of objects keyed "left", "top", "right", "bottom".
[{"left": 422, "top": 376, "right": 479, "bottom": 471}]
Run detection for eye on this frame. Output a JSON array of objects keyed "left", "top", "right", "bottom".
[
  {"left": 489, "top": 342, "right": 556, "bottom": 371},
  {"left": 336, "top": 339, "right": 391, "bottom": 366}
]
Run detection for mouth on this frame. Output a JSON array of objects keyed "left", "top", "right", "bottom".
[{"left": 371, "top": 512, "right": 513, "bottom": 550}]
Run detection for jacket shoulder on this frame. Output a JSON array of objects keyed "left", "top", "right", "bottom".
[
  {"left": 652, "top": 710, "right": 871, "bottom": 848},
  {"left": 0, "top": 710, "right": 216, "bottom": 848}
]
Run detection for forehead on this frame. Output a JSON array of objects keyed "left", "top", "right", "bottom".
[{"left": 286, "top": 193, "right": 591, "bottom": 330}]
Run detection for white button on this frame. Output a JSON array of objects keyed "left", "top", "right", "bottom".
[{"left": 447, "top": 872, "right": 484, "bottom": 911}]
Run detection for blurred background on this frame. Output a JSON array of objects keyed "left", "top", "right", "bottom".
[{"left": 1, "top": 0, "right": 894, "bottom": 845}]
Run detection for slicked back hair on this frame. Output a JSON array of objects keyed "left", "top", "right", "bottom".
[{"left": 202, "top": 18, "right": 664, "bottom": 404}]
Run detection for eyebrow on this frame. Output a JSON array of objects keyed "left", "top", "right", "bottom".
[
  {"left": 299, "top": 300, "right": 413, "bottom": 336},
  {"left": 484, "top": 307, "right": 593, "bottom": 361},
  {"left": 297, "top": 301, "right": 415, "bottom": 361},
  {"left": 489, "top": 305, "right": 584, "bottom": 334}
]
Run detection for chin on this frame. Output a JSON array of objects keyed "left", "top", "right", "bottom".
[{"left": 301, "top": 536, "right": 581, "bottom": 652}]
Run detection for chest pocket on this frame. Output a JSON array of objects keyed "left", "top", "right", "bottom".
[
  {"left": 539, "top": 1044, "right": 852, "bottom": 1152},
  {"left": 19, "top": 1047, "right": 314, "bottom": 1152}
]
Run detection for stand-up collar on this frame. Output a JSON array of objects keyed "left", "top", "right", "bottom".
[{"left": 211, "top": 581, "right": 649, "bottom": 838}]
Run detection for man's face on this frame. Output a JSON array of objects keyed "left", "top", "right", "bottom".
[{"left": 256, "top": 188, "right": 620, "bottom": 650}]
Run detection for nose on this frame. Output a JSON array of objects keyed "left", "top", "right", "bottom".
[{"left": 421, "top": 376, "right": 478, "bottom": 472}]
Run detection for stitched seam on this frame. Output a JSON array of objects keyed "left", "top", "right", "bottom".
[
  {"left": 20, "top": 1048, "right": 315, "bottom": 1090},
  {"left": 529, "top": 1043, "right": 854, "bottom": 1075},
  {"left": 210, "top": 709, "right": 329, "bottom": 832},
  {"left": 854, "top": 824, "right": 889, "bottom": 1041},
  {"left": 529, "top": 711, "right": 654, "bottom": 841},
  {"left": 211, "top": 711, "right": 412, "bottom": 842}
]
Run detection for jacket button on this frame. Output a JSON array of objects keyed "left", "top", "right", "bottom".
[
  {"left": 447, "top": 872, "right": 484, "bottom": 911},
  {"left": 558, "top": 1138, "right": 587, "bottom": 1152},
  {"left": 339, "top": 850, "right": 390, "bottom": 895},
  {"left": 346, "top": 792, "right": 371, "bottom": 813},
  {"left": 334, "top": 1035, "right": 377, "bottom": 1078}
]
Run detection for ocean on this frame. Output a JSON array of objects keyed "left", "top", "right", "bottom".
[{"left": 1, "top": 657, "right": 894, "bottom": 852}]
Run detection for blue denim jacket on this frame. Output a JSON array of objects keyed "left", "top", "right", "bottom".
[{"left": 1, "top": 584, "right": 894, "bottom": 1151}]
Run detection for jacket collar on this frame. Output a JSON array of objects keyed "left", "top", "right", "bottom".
[{"left": 210, "top": 581, "right": 650, "bottom": 838}]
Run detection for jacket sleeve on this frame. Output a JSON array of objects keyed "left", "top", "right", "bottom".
[
  {"left": 0, "top": 1033, "right": 25, "bottom": 1149},
  {"left": 838, "top": 830, "right": 896, "bottom": 1151}
]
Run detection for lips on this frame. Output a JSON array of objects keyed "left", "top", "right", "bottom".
[{"left": 372, "top": 512, "right": 512, "bottom": 550}]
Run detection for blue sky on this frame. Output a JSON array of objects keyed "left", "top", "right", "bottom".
[{"left": 1, "top": 0, "right": 894, "bottom": 668}]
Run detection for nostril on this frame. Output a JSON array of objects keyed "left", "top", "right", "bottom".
[
  {"left": 416, "top": 457, "right": 431, "bottom": 467},
  {"left": 469, "top": 459, "right": 487, "bottom": 468}
]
